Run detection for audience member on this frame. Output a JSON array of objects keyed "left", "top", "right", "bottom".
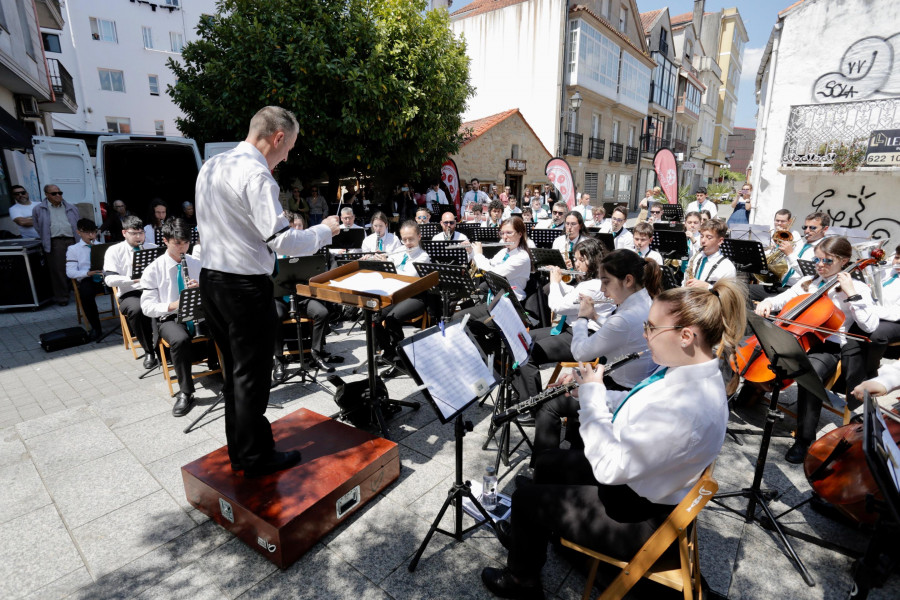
[{"left": 32, "top": 184, "right": 79, "bottom": 305}]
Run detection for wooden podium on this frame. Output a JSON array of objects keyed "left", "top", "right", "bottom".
[
  {"left": 181, "top": 408, "right": 399, "bottom": 569},
  {"left": 297, "top": 262, "right": 438, "bottom": 437}
]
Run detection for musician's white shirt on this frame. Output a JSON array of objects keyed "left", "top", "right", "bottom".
[
  {"left": 685, "top": 249, "right": 736, "bottom": 287},
  {"left": 783, "top": 236, "right": 823, "bottom": 286},
  {"left": 103, "top": 240, "right": 158, "bottom": 296},
  {"left": 139, "top": 252, "right": 203, "bottom": 318},
  {"left": 873, "top": 361, "right": 900, "bottom": 394},
  {"left": 578, "top": 358, "right": 727, "bottom": 505},
  {"left": 390, "top": 246, "right": 430, "bottom": 277},
  {"left": 875, "top": 266, "right": 900, "bottom": 321},
  {"left": 547, "top": 278, "right": 615, "bottom": 332},
  {"left": 609, "top": 227, "right": 635, "bottom": 251},
  {"left": 472, "top": 246, "right": 531, "bottom": 300},
  {"left": 432, "top": 230, "right": 468, "bottom": 243},
  {"left": 634, "top": 247, "right": 663, "bottom": 265},
  {"left": 552, "top": 233, "right": 586, "bottom": 255},
  {"left": 361, "top": 231, "right": 402, "bottom": 254}
]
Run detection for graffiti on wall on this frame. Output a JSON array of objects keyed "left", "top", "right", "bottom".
[
  {"left": 812, "top": 34, "right": 900, "bottom": 102},
  {"left": 810, "top": 185, "right": 900, "bottom": 240}
]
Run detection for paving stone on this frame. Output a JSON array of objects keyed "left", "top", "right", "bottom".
[
  {"left": 21, "top": 566, "right": 92, "bottom": 600},
  {"left": 195, "top": 537, "right": 279, "bottom": 599},
  {"left": 135, "top": 562, "right": 228, "bottom": 599},
  {"left": 146, "top": 437, "right": 223, "bottom": 511},
  {"left": 0, "top": 426, "right": 27, "bottom": 467},
  {"left": 14, "top": 404, "right": 95, "bottom": 440},
  {"left": 25, "top": 415, "right": 124, "bottom": 477},
  {"left": 115, "top": 410, "right": 216, "bottom": 464},
  {"left": 0, "top": 459, "right": 52, "bottom": 525}
]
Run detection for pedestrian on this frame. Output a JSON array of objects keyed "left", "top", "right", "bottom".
[
  {"left": 8, "top": 185, "right": 38, "bottom": 239},
  {"left": 32, "top": 184, "right": 79, "bottom": 305}
]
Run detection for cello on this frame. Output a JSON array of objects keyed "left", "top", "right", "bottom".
[{"left": 732, "top": 255, "right": 881, "bottom": 384}]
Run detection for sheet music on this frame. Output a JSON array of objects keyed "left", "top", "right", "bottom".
[
  {"left": 329, "top": 272, "right": 408, "bottom": 296},
  {"left": 403, "top": 323, "right": 495, "bottom": 420},
  {"left": 489, "top": 295, "right": 531, "bottom": 366}
]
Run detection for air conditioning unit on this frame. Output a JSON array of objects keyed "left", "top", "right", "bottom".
[{"left": 17, "top": 96, "right": 41, "bottom": 118}]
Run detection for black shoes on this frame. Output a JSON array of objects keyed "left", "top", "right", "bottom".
[
  {"left": 310, "top": 352, "right": 335, "bottom": 373},
  {"left": 172, "top": 392, "right": 195, "bottom": 417},
  {"left": 244, "top": 450, "right": 302, "bottom": 478},
  {"left": 143, "top": 353, "right": 159, "bottom": 370},
  {"left": 272, "top": 357, "right": 287, "bottom": 384},
  {"left": 481, "top": 567, "right": 544, "bottom": 600},
  {"left": 785, "top": 441, "right": 810, "bottom": 464},
  {"left": 493, "top": 519, "right": 512, "bottom": 550}
]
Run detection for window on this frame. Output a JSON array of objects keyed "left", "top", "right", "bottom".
[
  {"left": 684, "top": 82, "right": 701, "bottom": 114},
  {"left": 584, "top": 172, "right": 599, "bottom": 198},
  {"left": 600, "top": 0, "right": 611, "bottom": 19},
  {"left": 575, "top": 20, "right": 620, "bottom": 92},
  {"left": 618, "top": 6, "right": 628, "bottom": 33},
  {"left": 42, "top": 32, "right": 61, "bottom": 53},
  {"left": 619, "top": 52, "right": 651, "bottom": 107},
  {"left": 612, "top": 120, "right": 620, "bottom": 143},
  {"left": 148, "top": 74, "right": 160, "bottom": 95},
  {"left": 17, "top": 3, "right": 35, "bottom": 58},
  {"left": 617, "top": 174, "right": 632, "bottom": 203},
  {"left": 169, "top": 31, "right": 184, "bottom": 53},
  {"left": 566, "top": 107, "right": 578, "bottom": 133},
  {"left": 90, "top": 17, "right": 117, "bottom": 42},
  {"left": 591, "top": 114, "right": 600, "bottom": 138},
  {"left": 603, "top": 173, "right": 616, "bottom": 199},
  {"left": 106, "top": 117, "right": 131, "bottom": 134},
  {"left": 628, "top": 126, "right": 636, "bottom": 147},
  {"left": 650, "top": 53, "right": 677, "bottom": 111},
  {"left": 511, "top": 144, "right": 519, "bottom": 159},
  {"left": 142, "top": 26, "right": 153, "bottom": 49},
  {"left": 163, "top": 0, "right": 180, "bottom": 6},
  {"left": 98, "top": 68, "right": 125, "bottom": 92},
  {"left": 567, "top": 21, "right": 578, "bottom": 76},
  {"left": 154, "top": 120, "right": 165, "bottom": 136}
]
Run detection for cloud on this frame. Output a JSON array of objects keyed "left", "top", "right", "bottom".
[{"left": 741, "top": 46, "right": 765, "bottom": 81}]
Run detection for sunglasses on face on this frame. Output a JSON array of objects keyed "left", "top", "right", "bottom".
[
  {"left": 442, "top": 221, "right": 456, "bottom": 225},
  {"left": 48, "top": 191, "right": 63, "bottom": 196},
  {"left": 802, "top": 225, "right": 819, "bottom": 231},
  {"left": 812, "top": 257, "right": 835, "bottom": 265}
]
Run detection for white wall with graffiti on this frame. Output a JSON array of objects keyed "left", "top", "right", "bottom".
[{"left": 750, "top": 0, "right": 900, "bottom": 239}]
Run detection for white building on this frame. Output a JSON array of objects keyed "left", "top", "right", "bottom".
[
  {"left": 752, "top": 0, "right": 900, "bottom": 242},
  {"left": 43, "top": 0, "right": 217, "bottom": 136}
]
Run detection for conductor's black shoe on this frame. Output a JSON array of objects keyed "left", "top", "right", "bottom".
[
  {"left": 143, "top": 353, "right": 159, "bottom": 370},
  {"left": 785, "top": 441, "right": 810, "bottom": 464},
  {"left": 493, "top": 519, "right": 513, "bottom": 550},
  {"left": 172, "top": 392, "right": 195, "bottom": 417},
  {"left": 310, "top": 353, "right": 335, "bottom": 373},
  {"left": 244, "top": 450, "right": 302, "bottom": 478},
  {"left": 272, "top": 358, "right": 287, "bottom": 384},
  {"left": 481, "top": 567, "right": 544, "bottom": 600}
]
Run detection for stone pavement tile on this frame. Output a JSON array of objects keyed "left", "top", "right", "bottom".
[
  {"left": 240, "top": 543, "right": 389, "bottom": 600},
  {"left": 0, "top": 459, "right": 52, "bottom": 525},
  {"left": 195, "top": 536, "right": 279, "bottom": 599},
  {"left": 0, "top": 415, "right": 20, "bottom": 429},
  {"left": 136, "top": 563, "right": 228, "bottom": 600},
  {"left": 25, "top": 415, "right": 124, "bottom": 477},
  {"left": 16, "top": 404, "right": 46, "bottom": 420},
  {"left": 22, "top": 566, "right": 92, "bottom": 600},
  {"left": 0, "top": 426, "right": 27, "bottom": 467},
  {"left": 44, "top": 448, "right": 161, "bottom": 529},
  {"left": 115, "top": 410, "right": 216, "bottom": 464},
  {"left": 0, "top": 504, "right": 84, "bottom": 599},
  {"left": 71, "top": 488, "right": 196, "bottom": 580},
  {"left": 400, "top": 403, "right": 498, "bottom": 470},
  {"left": 90, "top": 391, "right": 173, "bottom": 430},
  {"left": 14, "top": 404, "right": 95, "bottom": 440},
  {"left": 381, "top": 444, "right": 452, "bottom": 509},
  {"left": 697, "top": 507, "right": 744, "bottom": 597},
  {"left": 146, "top": 437, "right": 223, "bottom": 511}
]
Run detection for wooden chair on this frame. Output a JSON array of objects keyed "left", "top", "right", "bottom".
[
  {"left": 561, "top": 463, "right": 718, "bottom": 600},
  {"left": 547, "top": 358, "right": 600, "bottom": 387},
  {"left": 159, "top": 335, "right": 224, "bottom": 397},
  {"left": 280, "top": 315, "right": 313, "bottom": 361},
  {"left": 71, "top": 279, "right": 118, "bottom": 330},
  {"left": 111, "top": 287, "right": 142, "bottom": 359}
]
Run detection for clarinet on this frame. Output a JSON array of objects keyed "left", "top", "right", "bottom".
[
  {"left": 492, "top": 351, "right": 647, "bottom": 426},
  {"left": 180, "top": 252, "right": 190, "bottom": 281}
]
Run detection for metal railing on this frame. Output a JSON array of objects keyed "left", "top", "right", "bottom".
[
  {"left": 609, "top": 142, "right": 623, "bottom": 162},
  {"left": 673, "top": 139, "right": 688, "bottom": 154},
  {"left": 46, "top": 58, "right": 75, "bottom": 105},
  {"left": 588, "top": 137, "right": 605, "bottom": 160},
  {"left": 782, "top": 99, "right": 900, "bottom": 165},
  {"left": 563, "top": 132, "right": 583, "bottom": 157},
  {"left": 640, "top": 136, "right": 671, "bottom": 154},
  {"left": 625, "top": 146, "right": 638, "bottom": 164}
]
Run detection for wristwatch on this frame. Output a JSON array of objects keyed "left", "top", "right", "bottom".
[{"left": 845, "top": 294, "right": 862, "bottom": 302}]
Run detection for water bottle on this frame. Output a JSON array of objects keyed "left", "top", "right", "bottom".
[{"left": 482, "top": 466, "right": 498, "bottom": 511}]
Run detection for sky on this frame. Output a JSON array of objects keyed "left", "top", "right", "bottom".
[{"left": 449, "top": 0, "right": 789, "bottom": 129}]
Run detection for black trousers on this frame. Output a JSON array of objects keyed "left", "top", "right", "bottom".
[
  {"left": 49, "top": 236, "right": 74, "bottom": 302},
  {"left": 158, "top": 320, "right": 197, "bottom": 395},
  {"left": 511, "top": 326, "right": 573, "bottom": 403},
  {"left": 375, "top": 295, "right": 427, "bottom": 360},
  {"left": 795, "top": 340, "right": 841, "bottom": 444},
  {"left": 842, "top": 320, "right": 900, "bottom": 400},
  {"left": 200, "top": 269, "right": 277, "bottom": 467},
  {"left": 508, "top": 448, "right": 674, "bottom": 578},
  {"left": 118, "top": 290, "right": 154, "bottom": 357},
  {"left": 748, "top": 283, "right": 787, "bottom": 303},
  {"left": 273, "top": 297, "right": 330, "bottom": 356},
  {"left": 77, "top": 277, "right": 104, "bottom": 332}
]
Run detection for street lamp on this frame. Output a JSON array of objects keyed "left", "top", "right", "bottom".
[
  {"left": 569, "top": 91, "right": 583, "bottom": 112},
  {"left": 690, "top": 137, "right": 703, "bottom": 156}
]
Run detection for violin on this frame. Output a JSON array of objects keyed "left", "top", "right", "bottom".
[
  {"left": 804, "top": 409, "right": 900, "bottom": 525},
  {"left": 732, "top": 256, "right": 879, "bottom": 384}
]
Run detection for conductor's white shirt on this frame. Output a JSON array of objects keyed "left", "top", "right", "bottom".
[
  {"left": 103, "top": 240, "right": 158, "bottom": 296},
  {"left": 195, "top": 141, "right": 333, "bottom": 275},
  {"left": 472, "top": 246, "right": 531, "bottom": 301},
  {"left": 140, "top": 252, "right": 203, "bottom": 318}
]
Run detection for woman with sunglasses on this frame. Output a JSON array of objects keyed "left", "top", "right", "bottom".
[
  {"left": 755, "top": 235, "right": 879, "bottom": 464},
  {"left": 482, "top": 279, "right": 747, "bottom": 598}
]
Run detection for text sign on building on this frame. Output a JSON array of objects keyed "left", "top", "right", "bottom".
[
  {"left": 506, "top": 159, "right": 527, "bottom": 173},
  {"left": 865, "top": 129, "right": 900, "bottom": 165},
  {"left": 681, "top": 162, "right": 697, "bottom": 171}
]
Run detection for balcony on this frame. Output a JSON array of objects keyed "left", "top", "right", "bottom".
[
  {"left": 41, "top": 58, "right": 77, "bottom": 114},
  {"left": 588, "top": 137, "right": 605, "bottom": 160},
  {"left": 781, "top": 99, "right": 900, "bottom": 166},
  {"left": 563, "top": 132, "right": 583, "bottom": 157},
  {"left": 673, "top": 139, "right": 688, "bottom": 155},
  {"left": 640, "top": 136, "right": 671, "bottom": 154},
  {"left": 609, "top": 142, "right": 623, "bottom": 162},
  {"left": 676, "top": 94, "right": 700, "bottom": 119},
  {"left": 35, "top": 0, "right": 64, "bottom": 30},
  {"left": 625, "top": 146, "right": 639, "bottom": 164}
]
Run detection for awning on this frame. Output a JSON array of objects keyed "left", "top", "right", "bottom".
[{"left": 0, "top": 107, "right": 32, "bottom": 149}]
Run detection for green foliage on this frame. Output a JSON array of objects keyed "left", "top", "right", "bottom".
[
  {"left": 719, "top": 168, "right": 745, "bottom": 183},
  {"left": 167, "top": 0, "right": 473, "bottom": 185},
  {"left": 706, "top": 182, "right": 732, "bottom": 204},
  {"left": 676, "top": 184, "right": 693, "bottom": 208},
  {"left": 832, "top": 139, "right": 867, "bottom": 175}
]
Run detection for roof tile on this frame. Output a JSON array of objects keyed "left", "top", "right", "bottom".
[{"left": 640, "top": 9, "right": 663, "bottom": 34}]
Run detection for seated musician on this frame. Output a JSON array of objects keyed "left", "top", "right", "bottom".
[
  {"left": 139, "top": 219, "right": 211, "bottom": 417},
  {"left": 468, "top": 203, "right": 484, "bottom": 224},
  {"left": 645, "top": 201, "right": 663, "bottom": 224},
  {"left": 502, "top": 196, "right": 522, "bottom": 220},
  {"left": 852, "top": 354, "right": 900, "bottom": 401},
  {"left": 530, "top": 196, "right": 549, "bottom": 221},
  {"left": 551, "top": 211, "right": 587, "bottom": 268},
  {"left": 755, "top": 236, "right": 879, "bottom": 463},
  {"left": 749, "top": 210, "right": 828, "bottom": 302},
  {"left": 598, "top": 206, "right": 635, "bottom": 251},
  {"left": 683, "top": 210, "right": 702, "bottom": 256},
  {"left": 374, "top": 220, "right": 432, "bottom": 378},
  {"left": 483, "top": 200, "right": 504, "bottom": 228},
  {"left": 415, "top": 207, "right": 431, "bottom": 225},
  {"left": 361, "top": 211, "right": 402, "bottom": 254},
  {"left": 65, "top": 218, "right": 105, "bottom": 341},
  {"left": 589, "top": 205, "right": 606, "bottom": 230},
  {"left": 684, "top": 218, "right": 736, "bottom": 289},
  {"left": 433, "top": 211, "right": 468, "bottom": 243},
  {"left": 521, "top": 207, "right": 534, "bottom": 224},
  {"left": 104, "top": 215, "right": 159, "bottom": 369},
  {"left": 631, "top": 222, "right": 663, "bottom": 265},
  {"left": 535, "top": 201, "right": 566, "bottom": 230},
  {"left": 482, "top": 280, "right": 747, "bottom": 598}
]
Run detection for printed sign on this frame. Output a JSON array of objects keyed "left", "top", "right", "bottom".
[
  {"left": 441, "top": 159, "right": 461, "bottom": 215},
  {"left": 653, "top": 148, "right": 679, "bottom": 204},
  {"left": 865, "top": 129, "right": 900, "bottom": 166}
]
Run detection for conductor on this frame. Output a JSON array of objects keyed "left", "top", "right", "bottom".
[{"left": 196, "top": 106, "right": 340, "bottom": 478}]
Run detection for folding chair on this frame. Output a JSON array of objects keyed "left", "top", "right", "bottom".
[
  {"left": 71, "top": 278, "right": 118, "bottom": 330},
  {"left": 111, "top": 287, "right": 142, "bottom": 359},
  {"left": 561, "top": 462, "right": 718, "bottom": 600},
  {"left": 159, "top": 335, "right": 224, "bottom": 397}
]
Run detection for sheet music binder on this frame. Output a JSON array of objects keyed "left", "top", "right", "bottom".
[
  {"left": 132, "top": 247, "right": 165, "bottom": 279},
  {"left": 89, "top": 243, "right": 113, "bottom": 272},
  {"left": 481, "top": 270, "right": 531, "bottom": 326},
  {"left": 177, "top": 287, "right": 204, "bottom": 323},
  {"left": 660, "top": 203, "right": 684, "bottom": 222}
]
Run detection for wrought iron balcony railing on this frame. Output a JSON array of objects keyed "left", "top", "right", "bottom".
[
  {"left": 588, "top": 137, "right": 605, "bottom": 160},
  {"left": 640, "top": 136, "right": 671, "bottom": 154},
  {"left": 46, "top": 58, "right": 75, "bottom": 105},
  {"left": 625, "top": 146, "right": 639, "bottom": 164},
  {"left": 673, "top": 139, "right": 688, "bottom": 154},
  {"left": 782, "top": 99, "right": 900, "bottom": 166},
  {"left": 609, "top": 142, "right": 623, "bottom": 162},
  {"left": 563, "top": 132, "right": 583, "bottom": 157}
]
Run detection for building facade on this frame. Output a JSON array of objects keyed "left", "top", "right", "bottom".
[
  {"left": 751, "top": 0, "right": 900, "bottom": 241},
  {"left": 670, "top": 8, "right": 707, "bottom": 192},
  {"left": 725, "top": 126, "right": 754, "bottom": 177}
]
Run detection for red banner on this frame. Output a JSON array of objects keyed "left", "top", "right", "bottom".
[
  {"left": 653, "top": 148, "right": 678, "bottom": 204},
  {"left": 441, "top": 159, "right": 461, "bottom": 215},
  {"left": 544, "top": 157, "right": 575, "bottom": 210}
]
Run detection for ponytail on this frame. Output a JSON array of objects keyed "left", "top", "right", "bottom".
[{"left": 643, "top": 259, "right": 662, "bottom": 299}]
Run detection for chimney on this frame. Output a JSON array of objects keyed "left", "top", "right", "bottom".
[{"left": 693, "top": 0, "right": 705, "bottom": 36}]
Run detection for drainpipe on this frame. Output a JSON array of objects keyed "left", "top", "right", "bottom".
[{"left": 557, "top": 0, "right": 570, "bottom": 157}]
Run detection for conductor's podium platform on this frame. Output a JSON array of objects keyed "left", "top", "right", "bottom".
[{"left": 182, "top": 408, "right": 399, "bottom": 568}]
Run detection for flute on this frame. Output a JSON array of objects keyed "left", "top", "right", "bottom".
[
  {"left": 447, "top": 241, "right": 514, "bottom": 249},
  {"left": 571, "top": 294, "right": 615, "bottom": 305},
  {"left": 538, "top": 266, "right": 585, "bottom": 276},
  {"left": 491, "top": 351, "right": 647, "bottom": 426}
]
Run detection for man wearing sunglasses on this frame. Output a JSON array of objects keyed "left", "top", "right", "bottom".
[
  {"left": 783, "top": 211, "right": 830, "bottom": 286},
  {"left": 9, "top": 185, "right": 38, "bottom": 239},
  {"left": 32, "top": 184, "right": 80, "bottom": 305},
  {"left": 535, "top": 201, "right": 567, "bottom": 229}
]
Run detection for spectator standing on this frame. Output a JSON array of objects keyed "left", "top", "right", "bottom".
[
  {"left": 9, "top": 185, "right": 37, "bottom": 239},
  {"left": 32, "top": 184, "right": 79, "bottom": 305},
  {"left": 101, "top": 199, "right": 131, "bottom": 243},
  {"left": 287, "top": 186, "right": 310, "bottom": 216},
  {"left": 306, "top": 186, "right": 329, "bottom": 225},
  {"left": 181, "top": 201, "right": 197, "bottom": 227}
]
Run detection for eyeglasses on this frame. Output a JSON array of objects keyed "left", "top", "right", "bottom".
[
  {"left": 12, "top": 191, "right": 27, "bottom": 196},
  {"left": 812, "top": 257, "right": 835, "bottom": 265},
  {"left": 643, "top": 321, "right": 683, "bottom": 336},
  {"left": 801, "top": 225, "right": 820, "bottom": 230},
  {"left": 48, "top": 191, "right": 63, "bottom": 196},
  {"left": 650, "top": 210, "right": 662, "bottom": 214},
  {"left": 611, "top": 217, "right": 626, "bottom": 223},
  {"left": 552, "top": 210, "right": 566, "bottom": 215},
  {"left": 124, "top": 230, "right": 144, "bottom": 235},
  {"left": 442, "top": 221, "right": 456, "bottom": 225}
]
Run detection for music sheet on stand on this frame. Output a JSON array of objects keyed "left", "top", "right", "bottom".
[
  {"left": 330, "top": 272, "right": 408, "bottom": 296},
  {"left": 405, "top": 323, "right": 496, "bottom": 421},
  {"left": 489, "top": 295, "right": 532, "bottom": 366}
]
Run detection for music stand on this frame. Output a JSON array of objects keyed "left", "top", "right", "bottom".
[
  {"left": 468, "top": 227, "right": 501, "bottom": 243},
  {"left": 190, "top": 227, "right": 200, "bottom": 245},
  {"left": 414, "top": 263, "right": 477, "bottom": 320},
  {"left": 357, "top": 260, "right": 396, "bottom": 274},
  {"left": 721, "top": 238, "right": 769, "bottom": 281},
  {"left": 530, "top": 247, "right": 567, "bottom": 270},
  {"left": 89, "top": 243, "right": 112, "bottom": 272},
  {"left": 798, "top": 259, "right": 866, "bottom": 283},
  {"left": 729, "top": 224, "right": 770, "bottom": 245},
  {"left": 652, "top": 221, "right": 685, "bottom": 232},
  {"left": 529, "top": 228, "right": 562, "bottom": 249},
  {"left": 660, "top": 203, "right": 684, "bottom": 222},
  {"left": 335, "top": 251, "right": 368, "bottom": 266},
  {"left": 591, "top": 232, "right": 616, "bottom": 252},
  {"left": 417, "top": 223, "right": 441, "bottom": 239},
  {"left": 131, "top": 247, "right": 164, "bottom": 279},
  {"left": 456, "top": 223, "right": 482, "bottom": 239},
  {"left": 650, "top": 230, "right": 690, "bottom": 261},
  {"left": 713, "top": 312, "right": 827, "bottom": 586},
  {"left": 420, "top": 241, "right": 468, "bottom": 266},
  {"left": 330, "top": 228, "right": 365, "bottom": 250}
]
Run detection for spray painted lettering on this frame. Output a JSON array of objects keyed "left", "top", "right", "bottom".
[
  {"left": 813, "top": 34, "right": 900, "bottom": 103},
  {"left": 810, "top": 186, "right": 900, "bottom": 240}
]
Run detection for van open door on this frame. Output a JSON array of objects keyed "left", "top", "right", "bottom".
[
  {"left": 204, "top": 141, "right": 239, "bottom": 161},
  {"left": 32, "top": 136, "right": 102, "bottom": 225}
]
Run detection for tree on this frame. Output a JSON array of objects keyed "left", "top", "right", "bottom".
[{"left": 168, "top": 0, "right": 473, "bottom": 189}]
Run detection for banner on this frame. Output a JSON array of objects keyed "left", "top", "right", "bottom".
[
  {"left": 544, "top": 157, "right": 575, "bottom": 210},
  {"left": 653, "top": 148, "right": 678, "bottom": 204},
  {"left": 441, "top": 159, "right": 461, "bottom": 215}
]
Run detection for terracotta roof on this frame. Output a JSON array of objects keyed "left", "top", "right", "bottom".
[
  {"left": 569, "top": 5, "right": 653, "bottom": 64},
  {"left": 640, "top": 9, "right": 663, "bottom": 34},
  {"left": 669, "top": 11, "right": 693, "bottom": 25},
  {"left": 458, "top": 108, "right": 551, "bottom": 156},
  {"left": 450, "top": 0, "right": 528, "bottom": 20},
  {"left": 779, "top": 0, "right": 806, "bottom": 16}
]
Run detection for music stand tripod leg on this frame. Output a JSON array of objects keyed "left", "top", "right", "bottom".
[
  {"left": 183, "top": 392, "right": 224, "bottom": 434},
  {"left": 282, "top": 294, "right": 317, "bottom": 386}
]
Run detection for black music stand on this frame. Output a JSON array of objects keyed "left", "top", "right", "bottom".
[
  {"left": 529, "top": 228, "right": 563, "bottom": 249},
  {"left": 414, "top": 263, "right": 477, "bottom": 320},
  {"left": 729, "top": 224, "right": 770, "bottom": 245},
  {"left": 335, "top": 251, "right": 368, "bottom": 266},
  {"left": 660, "top": 203, "right": 684, "bottom": 222},
  {"left": 721, "top": 238, "right": 769, "bottom": 282},
  {"left": 530, "top": 247, "right": 567, "bottom": 270},
  {"left": 591, "top": 232, "right": 616, "bottom": 252},
  {"left": 798, "top": 259, "right": 867, "bottom": 284},
  {"left": 456, "top": 223, "right": 482, "bottom": 239},
  {"left": 357, "top": 260, "right": 396, "bottom": 274},
  {"left": 131, "top": 247, "right": 164, "bottom": 279},
  {"left": 402, "top": 319, "right": 501, "bottom": 571},
  {"left": 190, "top": 227, "right": 200, "bottom": 246},
  {"left": 272, "top": 255, "right": 330, "bottom": 386},
  {"left": 420, "top": 241, "right": 468, "bottom": 266},
  {"left": 417, "top": 223, "right": 441, "bottom": 239},
  {"left": 331, "top": 228, "right": 365, "bottom": 250},
  {"left": 468, "top": 226, "right": 501, "bottom": 243},
  {"left": 713, "top": 312, "right": 827, "bottom": 586},
  {"left": 650, "top": 229, "right": 690, "bottom": 261}
]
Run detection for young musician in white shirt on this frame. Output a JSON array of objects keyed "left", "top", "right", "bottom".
[
  {"left": 601, "top": 206, "right": 635, "bottom": 251},
  {"left": 684, "top": 218, "right": 736, "bottom": 288},
  {"left": 551, "top": 211, "right": 588, "bottom": 269},
  {"left": 482, "top": 200, "right": 504, "bottom": 228},
  {"left": 361, "top": 211, "right": 402, "bottom": 254},
  {"left": 65, "top": 218, "right": 105, "bottom": 340},
  {"left": 631, "top": 222, "right": 663, "bottom": 265},
  {"left": 684, "top": 187, "right": 718, "bottom": 218},
  {"left": 482, "top": 278, "right": 747, "bottom": 598}
]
